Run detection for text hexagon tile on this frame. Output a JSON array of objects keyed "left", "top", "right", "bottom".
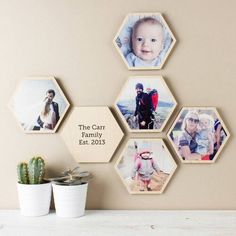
[
  {"left": 114, "top": 76, "right": 177, "bottom": 132},
  {"left": 8, "top": 76, "right": 70, "bottom": 133},
  {"left": 167, "top": 107, "right": 230, "bottom": 163},
  {"left": 113, "top": 12, "right": 176, "bottom": 70},
  {"left": 115, "top": 138, "right": 177, "bottom": 194},
  {"left": 61, "top": 106, "right": 124, "bottom": 163}
]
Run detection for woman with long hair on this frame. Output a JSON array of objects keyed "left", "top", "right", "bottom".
[
  {"left": 178, "top": 111, "right": 202, "bottom": 160},
  {"left": 39, "top": 97, "right": 56, "bottom": 130}
]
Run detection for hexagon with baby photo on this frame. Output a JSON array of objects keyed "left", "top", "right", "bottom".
[
  {"left": 114, "top": 76, "right": 177, "bottom": 132},
  {"left": 115, "top": 138, "right": 177, "bottom": 194},
  {"left": 167, "top": 107, "right": 230, "bottom": 163},
  {"left": 113, "top": 13, "right": 176, "bottom": 70},
  {"left": 9, "top": 77, "right": 70, "bottom": 133}
]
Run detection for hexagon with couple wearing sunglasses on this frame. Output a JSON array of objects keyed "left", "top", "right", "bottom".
[{"left": 167, "top": 107, "right": 230, "bottom": 163}]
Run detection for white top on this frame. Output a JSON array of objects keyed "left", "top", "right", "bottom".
[
  {"left": 0, "top": 210, "right": 235, "bottom": 236},
  {"left": 40, "top": 104, "right": 55, "bottom": 129}
]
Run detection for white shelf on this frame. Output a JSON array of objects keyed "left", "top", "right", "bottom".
[{"left": 0, "top": 210, "right": 235, "bottom": 235}]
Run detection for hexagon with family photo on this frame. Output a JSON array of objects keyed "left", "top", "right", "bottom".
[
  {"left": 115, "top": 76, "right": 177, "bottom": 132},
  {"left": 113, "top": 13, "right": 176, "bottom": 70},
  {"left": 9, "top": 77, "right": 70, "bottom": 133},
  {"left": 115, "top": 139, "right": 177, "bottom": 194},
  {"left": 168, "top": 107, "right": 230, "bottom": 163}
]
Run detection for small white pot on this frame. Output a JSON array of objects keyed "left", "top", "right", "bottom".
[
  {"left": 52, "top": 183, "right": 88, "bottom": 218},
  {"left": 17, "top": 182, "right": 52, "bottom": 217}
]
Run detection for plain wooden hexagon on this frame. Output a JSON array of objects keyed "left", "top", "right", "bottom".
[
  {"left": 114, "top": 76, "right": 177, "bottom": 133},
  {"left": 115, "top": 138, "right": 177, "bottom": 194},
  {"left": 60, "top": 106, "right": 124, "bottom": 163},
  {"left": 167, "top": 107, "right": 230, "bottom": 164},
  {"left": 8, "top": 76, "right": 70, "bottom": 134},
  {"left": 113, "top": 12, "right": 176, "bottom": 70}
]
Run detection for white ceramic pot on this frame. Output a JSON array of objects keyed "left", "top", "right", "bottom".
[
  {"left": 52, "top": 183, "right": 88, "bottom": 218},
  {"left": 17, "top": 182, "right": 52, "bottom": 217}
]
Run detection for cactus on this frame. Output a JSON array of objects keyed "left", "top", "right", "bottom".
[
  {"left": 17, "top": 162, "right": 29, "bottom": 184},
  {"left": 28, "top": 157, "right": 45, "bottom": 184},
  {"left": 48, "top": 166, "right": 92, "bottom": 186},
  {"left": 17, "top": 157, "right": 46, "bottom": 184}
]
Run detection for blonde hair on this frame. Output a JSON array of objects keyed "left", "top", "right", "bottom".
[
  {"left": 132, "top": 17, "right": 163, "bottom": 37},
  {"left": 181, "top": 111, "right": 199, "bottom": 131},
  {"left": 199, "top": 113, "right": 214, "bottom": 129},
  {"left": 41, "top": 99, "right": 51, "bottom": 117}
]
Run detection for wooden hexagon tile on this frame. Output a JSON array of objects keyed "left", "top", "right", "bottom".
[
  {"left": 167, "top": 107, "right": 230, "bottom": 163},
  {"left": 61, "top": 107, "right": 124, "bottom": 163},
  {"left": 114, "top": 76, "right": 177, "bottom": 133},
  {"left": 113, "top": 12, "right": 176, "bottom": 70},
  {"left": 115, "top": 138, "right": 177, "bottom": 194},
  {"left": 8, "top": 76, "right": 70, "bottom": 133}
]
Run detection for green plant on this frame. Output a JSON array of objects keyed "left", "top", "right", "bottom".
[
  {"left": 17, "top": 162, "right": 29, "bottom": 184},
  {"left": 49, "top": 166, "right": 92, "bottom": 186},
  {"left": 17, "top": 157, "right": 45, "bottom": 184}
]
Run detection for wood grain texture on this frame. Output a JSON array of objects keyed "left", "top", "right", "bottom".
[
  {"left": 0, "top": 210, "right": 235, "bottom": 236},
  {"left": 60, "top": 107, "right": 124, "bottom": 163}
]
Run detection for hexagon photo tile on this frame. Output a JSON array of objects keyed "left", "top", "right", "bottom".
[
  {"left": 9, "top": 77, "right": 70, "bottom": 133},
  {"left": 61, "top": 107, "right": 124, "bottom": 163},
  {"left": 115, "top": 138, "right": 177, "bottom": 194},
  {"left": 115, "top": 76, "right": 177, "bottom": 132},
  {"left": 113, "top": 13, "right": 176, "bottom": 70},
  {"left": 168, "top": 107, "right": 230, "bottom": 163}
]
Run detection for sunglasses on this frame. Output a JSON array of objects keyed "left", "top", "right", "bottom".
[{"left": 187, "top": 117, "right": 199, "bottom": 124}]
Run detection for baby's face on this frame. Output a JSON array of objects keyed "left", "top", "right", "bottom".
[
  {"left": 200, "top": 118, "right": 209, "bottom": 129},
  {"left": 140, "top": 152, "right": 151, "bottom": 159},
  {"left": 132, "top": 22, "right": 164, "bottom": 62}
]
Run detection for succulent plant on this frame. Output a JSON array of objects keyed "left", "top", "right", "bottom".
[
  {"left": 17, "top": 162, "right": 29, "bottom": 184},
  {"left": 17, "top": 157, "right": 46, "bottom": 184},
  {"left": 28, "top": 157, "right": 45, "bottom": 184},
  {"left": 48, "top": 166, "right": 92, "bottom": 186}
]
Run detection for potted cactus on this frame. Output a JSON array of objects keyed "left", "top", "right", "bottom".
[
  {"left": 49, "top": 166, "right": 92, "bottom": 218},
  {"left": 17, "top": 157, "right": 51, "bottom": 216}
]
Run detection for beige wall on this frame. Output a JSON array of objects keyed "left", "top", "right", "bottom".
[{"left": 0, "top": 0, "right": 235, "bottom": 209}]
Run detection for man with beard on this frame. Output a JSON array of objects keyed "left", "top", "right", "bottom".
[{"left": 134, "top": 83, "right": 154, "bottom": 129}]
